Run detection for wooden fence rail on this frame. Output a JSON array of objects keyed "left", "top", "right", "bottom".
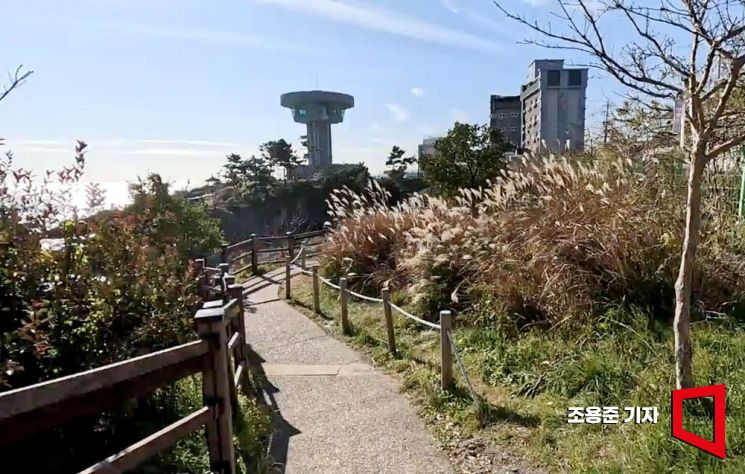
[
  {"left": 0, "top": 271, "right": 250, "bottom": 473},
  {"left": 211, "top": 228, "right": 327, "bottom": 276},
  {"left": 0, "top": 228, "right": 329, "bottom": 472}
]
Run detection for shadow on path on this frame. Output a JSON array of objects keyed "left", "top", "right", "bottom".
[{"left": 245, "top": 345, "right": 300, "bottom": 474}]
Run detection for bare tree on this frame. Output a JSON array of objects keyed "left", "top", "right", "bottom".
[
  {"left": 495, "top": 0, "right": 745, "bottom": 389},
  {"left": 0, "top": 65, "right": 33, "bottom": 104}
]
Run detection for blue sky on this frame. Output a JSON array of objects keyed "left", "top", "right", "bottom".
[{"left": 1, "top": 0, "right": 620, "bottom": 206}]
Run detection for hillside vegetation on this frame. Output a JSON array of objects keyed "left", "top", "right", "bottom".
[
  {"left": 316, "top": 150, "right": 745, "bottom": 472},
  {"left": 0, "top": 147, "right": 269, "bottom": 473}
]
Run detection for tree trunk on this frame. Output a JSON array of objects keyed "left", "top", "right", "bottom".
[{"left": 673, "top": 148, "right": 706, "bottom": 389}]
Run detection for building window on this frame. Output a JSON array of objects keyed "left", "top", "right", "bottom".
[
  {"left": 568, "top": 70, "right": 582, "bottom": 86},
  {"left": 500, "top": 127, "right": 507, "bottom": 132},
  {"left": 499, "top": 113, "right": 506, "bottom": 119},
  {"left": 510, "top": 127, "right": 517, "bottom": 132},
  {"left": 547, "top": 70, "right": 561, "bottom": 86},
  {"left": 511, "top": 112, "right": 519, "bottom": 118}
]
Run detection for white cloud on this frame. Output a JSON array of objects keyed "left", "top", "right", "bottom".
[
  {"left": 56, "top": 19, "right": 307, "bottom": 54},
  {"left": 385, "top": 103, "right": 410, "bottom": 123},
  {"left": 137, "top": 139, "right": 241, "bottom": 148},
  {"left": 410, "top": 87, "right": 426, "bottom": 97},
  {"left": 126, "top": 148, "right": 212, "bottom": 157},
  {"left": 13, "top": 146, "right": 71, "bottom": 154},
  {"left": 440, "top": 0, "right": 459, "bottom": 13},
  {"left": 367, "top": 137, "right": 387, "bottom": 144},
  {"left": 522, "top": 0, "right": 549, "bottom": 6},
  {"left": 369, "top": 121, "right": 383, "bottom": 132},
  {"left": 451, "top": 109, "right": 470, "bottom": 123},
  {"left": 11, "top": 139, "right": 66, "bottom": 146},
  {"left": 252, "top": 0, "right": 504, "bottom": 53}
]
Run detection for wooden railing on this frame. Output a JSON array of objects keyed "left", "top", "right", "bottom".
[
  {"left": 211, "top": 228, "right": 328, "bottom": 277},
  {"left": 0, "top": 276, "right": 249, "bottom": 473}
]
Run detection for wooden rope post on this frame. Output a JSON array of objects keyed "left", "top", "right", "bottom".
[
  {"left": 250, "top": 234, "right": 258, "bottom": 275},
  {"left": 381, "top": 287, "right": 396, "bottom": 355},
  {"left": 286, "top": 231, "right": 295, "bottom": 261},
  {"left": 301, "top": 246, "right": 306, "bottom": 269},
  {"left": 339, "top": 277, "right": 350, "bottom": 335},
  {"left": 228, "top": 283, "right": 250, "bottom": 394},
  {"left": 195, "top": 306, "right": 236, "bottom": 473},
  {"left": 312, "top": 265, "right": 321, "bottom": 315},
  {"left": 284, "top": 255, "right": 291, "bottom": 300},
  {"left": 439, "top": 310, "right": 453, "bottom": 392},
  {"left": 220, "top": 243, "right": 229, "bottom": 264}
]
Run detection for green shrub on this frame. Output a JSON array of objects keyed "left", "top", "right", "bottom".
[{"left": 0, "top": 145, "right": 227, "bottom": 471}]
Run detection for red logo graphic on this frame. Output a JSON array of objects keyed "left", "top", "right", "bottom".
[{"left": 671, "top": 384, "right": 726, "bottom": 459}]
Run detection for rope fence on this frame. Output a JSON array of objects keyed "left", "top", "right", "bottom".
[
  {"left": 447, "top": 329, "right": 478, "bottom": 402},
  {"left": 389, "top": 303, "right": 440, "bottom": 330},
  {"left": 281, "top": 258, "right": 468, "bottom": 394},
  {"left": 318, "top": 275, "right": 341, "bottom": 291},
  {"left": 346, "top": 288, "right": 383, "bottom": 304},
  {"left": 199, "top": 227, "right": 476, "bottom": 397}
]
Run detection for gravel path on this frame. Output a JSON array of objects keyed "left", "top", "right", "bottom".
[{"left": 242, "top": 268, "right": 454, "bottom": 474}]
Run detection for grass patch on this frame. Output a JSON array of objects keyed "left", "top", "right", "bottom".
[
  {"left": 135, "top": 374, "right": 273, "bottom": 473},
  {"left": 288, "top": 276, "right": 745, "bottom": 473}
]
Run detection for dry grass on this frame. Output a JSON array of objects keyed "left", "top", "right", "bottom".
[{"left": 323, "top": 151, "right": 745, "bottom": 325}]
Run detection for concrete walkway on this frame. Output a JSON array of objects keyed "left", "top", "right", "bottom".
[{"left": 242, "top": 269, "right": 453, "bottom": 474}]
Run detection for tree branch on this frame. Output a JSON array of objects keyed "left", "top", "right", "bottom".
[{"left": 0, "top": 65, "right": 33, "bottom": 103}]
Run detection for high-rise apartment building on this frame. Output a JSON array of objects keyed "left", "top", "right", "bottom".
[
  {"left": 520, "top": 60, "right": 588, "bottom": 154},
  {"left": 418, "top": 137, "right": 439, "bottom": 159},
  {"left": 490, "top": 95, "right": 521, "bottom": 148}
]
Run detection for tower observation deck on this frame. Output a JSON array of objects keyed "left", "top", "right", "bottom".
[{"left": 280, "top": 90, "right": 354, "bottom": 167}]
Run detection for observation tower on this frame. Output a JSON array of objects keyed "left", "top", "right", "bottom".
[{"left": 280, "top": 90, "right": 354, "bottom": 167}]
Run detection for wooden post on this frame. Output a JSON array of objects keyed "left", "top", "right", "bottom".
[
  {"left": 381, "top": 287, "right": 396, "bottom": 355},
  {"left": 218, "top": 265, "right": 230, "bottom": 302},
  {"left": 250, "top": 234, "right": 258, "bottom": 275},
  {"left": 284, "top": 255, "right": 291, "bottom": 300},
  {"left": 194, "top": 258, "right": 206, "bottom": 300},
  {"left": 312, "top": 265, "right": 321, "bottom": 315},
  {"left": 195, "top": 306, "right": 236, "bottom": 473},
  {"left": 286, "top": 231, "right": 294, "bottom": 261},
  {"left": 228, "top": 283, "right": 250, "bottom": 393},
  {"left": 301, "top": 246, "right": 306, "bottom": 269},
  {"left": 223, "top": 277, "right": 238, "bottom": 415},
  {"left": 223, "top": 275, "right": 235, "bottom": 305},
  {"left": 339, "top": 277, "right": 350, "bottom": 335},
  {"left": 220, "top": 243, "right": 229, "bottom": 264},
  {"left": 439, "top": 310, "right": 453, "bottom": 392}
]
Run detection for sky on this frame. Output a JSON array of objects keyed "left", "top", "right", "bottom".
[{"left": 1, "top": 0, "right": 623, "bottom": 207}]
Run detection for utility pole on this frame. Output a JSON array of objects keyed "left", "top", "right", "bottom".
[
  {"left": 738, "top": 146, "right": 745, "bottom": 219},
  {"left": 603, "top": 100, "right": 610, "bottom": 145}
]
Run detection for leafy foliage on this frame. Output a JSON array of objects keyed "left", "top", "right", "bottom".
[
  {"left": 0, "top": 143, "right": 223, "bottom": 470},
  {"left": 222, "top": 153, "right": 276, "bottom": 202},
  {"left": 260, "top": 138, "right": 303, "bottom": 181},
  {"left": 385, "top": 145, "right": 416, "bottom": 181},
  {"left": 419, "top": 122, "right": 510, "bottom": 195}
]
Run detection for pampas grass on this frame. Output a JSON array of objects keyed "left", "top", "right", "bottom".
[{"left": 323, "top": 150, "right": 745, "bottom": 326}]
